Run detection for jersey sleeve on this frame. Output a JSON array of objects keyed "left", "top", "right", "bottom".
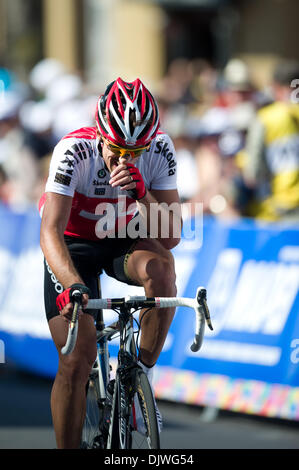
[
  {"left": 45, "top": 138, "right": 80, "bottom": 197},
  {"left": 148, "top": 133, "right": 177, "bottom": 190}
]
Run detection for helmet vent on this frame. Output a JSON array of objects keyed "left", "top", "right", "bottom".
[
  {"left": 129, "top": 108, "right": 136, "bottom": 135},
  {"left": 138, "top": 118, "right": 152, "bottom": 140},
  {"left": 118, "top": 87, "right": 127, "bottom": 107},
  {"left": 111, "top": 94, "right": 123, "bottom": 121},
  {"left": 137, "top": 89, "right": 143, "bottom": 110},
  {"left": 109, "top": 112, "right": 125, "bottom": 140},
  {"left": 125, "top": 84, "right": 134, "bottom": 101}
]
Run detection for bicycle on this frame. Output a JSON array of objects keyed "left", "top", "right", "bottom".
[{"left": 61, "top": 286, "right": 213, "bottom": 449}]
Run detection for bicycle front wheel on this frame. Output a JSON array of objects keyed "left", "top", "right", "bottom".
[
  {"left": 81, "top": 377, "right": 103, "bottom": 449},
  {"left": 130, "top": 369, "right": 160, "bottom": 449},
  {"left": 108, "top": 368, "right": 160, "bottom": 449}
]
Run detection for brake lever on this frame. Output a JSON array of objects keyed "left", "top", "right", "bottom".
[
  {"left": 61, "top": 290, "right": 82, "bottom": 355},
  {"left": 197, "top": 287, "right": 213, "bottom": 331}
]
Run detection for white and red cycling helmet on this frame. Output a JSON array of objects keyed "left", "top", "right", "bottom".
[{"left": 95, "top": 77, "right": 160, "bottom": 148}]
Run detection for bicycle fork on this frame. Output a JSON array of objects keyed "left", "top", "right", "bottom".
[{"left": 106, "top": 312, "right": 136, "bottom": 449}]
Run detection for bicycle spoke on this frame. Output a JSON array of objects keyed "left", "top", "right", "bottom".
[
  {"left": 130, "top": 369, "right": 160, "bottom": 449},
  {"left": 81, "top": 379, "right": 102, "bottom": 448}
]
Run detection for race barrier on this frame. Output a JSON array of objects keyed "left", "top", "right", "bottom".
[{"left": 0, "top": 203, "right": 298, "bottom": 420}]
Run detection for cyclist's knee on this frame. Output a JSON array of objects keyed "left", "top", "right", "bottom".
[
  {"left": 49, "top": 314, "right": 97, "bottom": 386},
  {"left": 58, "top": 344, "right": 96, "bottom": 386},
  {"left": 142, "top": 255, "right": 176, "bottom": 296}
]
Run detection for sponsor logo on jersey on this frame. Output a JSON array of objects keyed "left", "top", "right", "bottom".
[
  {"left": 54, "top": 172, "right": 71, "bottom": 186},
  {"left": 93, "top": 179, "right": 110, "bottom": 186},
  {"left": 95, "top": 188, "right": 106, "bottom": 195},
  {"left": 154, "top": 140, "right": 176, "bottom": 176},
  {"left": 60, "top": 142, "right": 93, "bottom": 167},
  {"left": 98, "top": 169, "right": 107, "bottom": 178},
  {"left": 58, "top": 166, "right": 73, "bottom": 176},
  {"left": 61, "top": 153, "right": 75, "bottom": 167},
  {"left": 45, "top": 260, "right": 63, "bottom": 294}
]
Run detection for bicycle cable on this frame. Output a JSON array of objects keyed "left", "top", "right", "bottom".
[{"left": 106, "top": 307, "right": 153, "bottom": 359}]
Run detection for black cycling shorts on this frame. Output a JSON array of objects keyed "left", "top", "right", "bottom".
[{"left": 43, "top": 235, "right": 140, "bottom": 322}]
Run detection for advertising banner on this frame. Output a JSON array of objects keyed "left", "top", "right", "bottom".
[
  {"left": 152, "top": 218, "right": 299, "bottom": 420},
  {"left": 0, "top": 205, "right": 298, "bottom": 419}
]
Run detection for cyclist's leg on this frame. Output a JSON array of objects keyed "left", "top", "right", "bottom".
[
  {"left": 43, "top": 240, "right": 101, "bottom": 449},
  {"left": 104, "top": 237, "right": 176, "bottom": 366},
  {"left": 124, "top": 238, "right": 177, "bottom": 367},
  {"left": 48, "top": 315, "right": 97, "bottom": 449},
  {"left": 103, "top": 238, "right": 173, "bottom": 438}
]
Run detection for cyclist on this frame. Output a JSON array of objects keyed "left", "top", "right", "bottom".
[
  {"left": 39, "top": 77, "right": 181, "bottom": 449},
  {"left": 242, "top": 60, "right": 299, "bottom": 221}
]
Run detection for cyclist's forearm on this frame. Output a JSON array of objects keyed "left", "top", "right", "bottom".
[
  {"left": 40, "top": 228, "right": 84, "bottom": 289},
  {"left": 137, "top": 191, "right": 182, "bottom": 249}
]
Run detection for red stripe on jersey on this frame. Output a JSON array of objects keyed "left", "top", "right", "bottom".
[
  {"left": 65, "top": 191, "right": 137, "bottom": 241},
  {"left": 62, "top": 126, "right": 97, "bottom": 141},
  {"left": 38, "top": 192, "right": 46, "bottom": 215},
  {"left": 39, "top": 191, "right": 137, "bottom": 241},
  {"left": 38, "top": 192, "right": 137, "bottom": 241}
]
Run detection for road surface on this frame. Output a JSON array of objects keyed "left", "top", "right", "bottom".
[{"left": 1, "top": 362, "right": 299, "bottom": 450}]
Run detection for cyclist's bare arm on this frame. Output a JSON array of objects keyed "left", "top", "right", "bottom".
[
  {"left": 40, "top": 192, "right": 89, "bottom": 317},
  {"left": 137, "top": 188, "right": 182, "bottom": 250}
]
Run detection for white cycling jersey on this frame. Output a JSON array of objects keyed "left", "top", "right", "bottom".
[{"left": 40, "top": 126, "right": 177, "bottom": 241}]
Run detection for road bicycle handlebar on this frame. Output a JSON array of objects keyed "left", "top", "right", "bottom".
[
  {"left": 60, "top": 289, "right": 81, "bottom": 355},
  {"left": 61, "top": 287, "right": 213, "bottom": 355}
]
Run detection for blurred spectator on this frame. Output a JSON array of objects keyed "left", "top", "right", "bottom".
[
  {"left": 51, "top": 96, "right": 94, "bottom": 142},
  {"left": 0, "top": 90, "right": 40, "bottom": 210},
  {"left": 156, "top": 105, "right": 198, "bottom": 203},
  {"left": 29, "top": 58, "right": 67, "bottom": 99},
  {"left": 27, "top": 58, "right": 95, "bottom": 140},
  {"left": 3, "top": 54, "right": 299, "bottom": 224},
  {"left": 189, "top": 107, "right": 242, "bottom": 219},
  {"left": 19, "top": 100, "right": 55, "bottom": 158},
  {"left": 0, "top": 165, "right": 11, "bottom": 205},
  {"left": 240, "top": 59, "right": 299, "bottom": 222},
  {"left": 0, "top": 58, "right": 100, "bottom": 211},
  {"left": 157, "top": 57, "right": 195, "bottom": 106},
  {"left": 188, "top": 59, "right": 219, "bottom": 110},
  {"left": 33, "top": 152, "right": 52, "bottom": 204},
  {"left": 157, "top": 58, "right": 222, "bottom": 207},
  {"left": 166, "top": 57, "right": 260, "bottom": 220},
  {"left": 221, "top": 58, "right": 255, "bottom": 107},
  {"left": 218, "top": 58, "right": 257, "bottom": 143},
  {"left": 176, "top": 142, "right": 199, "bottom": 203}
]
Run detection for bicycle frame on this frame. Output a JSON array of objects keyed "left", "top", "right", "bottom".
[
  {"left": 93, "top": 303, "right": 138, "bottom": 394},
  {"left": 98, "top": 304, "right": 141, "bottom": 449},
  {"left": 62, "top": 287, "right": 213, "bottom": 449}
]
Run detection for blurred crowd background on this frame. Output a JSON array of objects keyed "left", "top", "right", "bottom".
[{"left": 1, "top": 0, "right": 299, "bottom": 223}]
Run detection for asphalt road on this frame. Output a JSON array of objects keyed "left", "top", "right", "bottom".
[{"left": 1, "top": 362, "right": 299, "bottom": 451}]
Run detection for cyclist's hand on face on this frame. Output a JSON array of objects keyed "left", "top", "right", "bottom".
[
  {"left": 109, "top": 158, "right": 146, "bottom": 200},
  {"left": 56, "top": 284, "right": 91, "bottom": 322}
]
